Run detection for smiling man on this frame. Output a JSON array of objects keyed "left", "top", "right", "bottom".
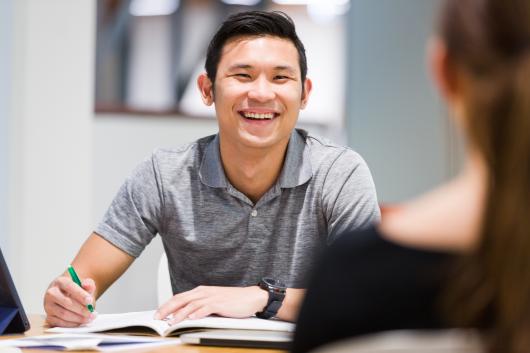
[{"left": 43, "top": 11, "right": 380, "bottom": 327}]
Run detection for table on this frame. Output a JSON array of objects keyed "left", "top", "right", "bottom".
[{"left": 0, "top": 315, "right": 287, "bottom": 353}]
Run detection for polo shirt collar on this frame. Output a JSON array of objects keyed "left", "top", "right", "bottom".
[
  {"left": 199, "top": 134, "right": 228, "bottom": 188},
  {"left": 199, "top": 129, "right": 312, "bottom": 189},
  {"left": 278, "top": 129, "right": 313, "bottom": 188}
]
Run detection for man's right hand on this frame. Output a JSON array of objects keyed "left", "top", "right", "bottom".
[{"left": 44, "top": 275, "right": 97, "bottom": 327}]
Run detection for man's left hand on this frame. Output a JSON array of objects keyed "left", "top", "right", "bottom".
[{"left": 154, "top": 285, "right": 268, "bottom": 324}]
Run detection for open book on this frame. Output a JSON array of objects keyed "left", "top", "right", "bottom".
[{"left": 46, "top": 310, "right": 294, "bottom": 338}]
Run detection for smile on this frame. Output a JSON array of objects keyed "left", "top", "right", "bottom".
[{"left": 238, "top": 111, "right": 279, "bottom": 120}]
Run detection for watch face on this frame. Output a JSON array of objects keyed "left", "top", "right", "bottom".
[{"left": 263, "top": 277, "right": 286, "bottom": 289}]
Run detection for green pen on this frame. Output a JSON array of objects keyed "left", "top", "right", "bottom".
[{"left": 67, "top": 265, "right": 94, "bottom": 313}]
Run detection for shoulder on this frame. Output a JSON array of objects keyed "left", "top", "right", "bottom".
[
  {"left": 125, "top": 135, "right": 215, "bottom": 183},
  {"left": 149, "top": 134, "right": 215, "bottom": 169},
  {"left": 299, "top": 129, "right": 368, "bottom": 171}
]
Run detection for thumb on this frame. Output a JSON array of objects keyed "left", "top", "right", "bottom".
[{"left": 82, "top": 278, "right": 97, "bottom": 296}]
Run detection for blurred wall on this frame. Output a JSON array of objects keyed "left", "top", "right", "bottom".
[
  {"left": 7, "top": 0, "right": 95, "bottom": 313},
  {"left": 0, "top": 0, "right": 12, "bottom": 252},
  {"left": 346, "top": 0, "right": 461, "bottom": 203}
]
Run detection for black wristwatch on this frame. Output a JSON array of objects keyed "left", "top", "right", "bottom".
[{"left": 255, "top": 278, "right": 286, "bottom": 319}]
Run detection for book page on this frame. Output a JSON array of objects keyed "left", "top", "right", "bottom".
[{"left": 46, "top": 310, "right": 169, "bottom": 336}]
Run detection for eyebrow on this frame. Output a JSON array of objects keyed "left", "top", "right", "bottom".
[
  {"left": 227, "top": 64, "right": 297, "bottom": 75},
  {"left": 227, "top": 64, "right": 253, "bottom": 71},
  {"left": 274, "top": 65, "right": 297, "bottom": 75}
]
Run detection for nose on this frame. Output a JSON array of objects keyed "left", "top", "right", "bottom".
[{"left": 247, "top": 76, "right": 275, "bottom": 102}]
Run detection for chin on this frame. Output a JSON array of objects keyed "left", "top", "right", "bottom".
[
  {"left": 241, "top": 138, "right": 277, "bottom": 149},
  {"left": 238, "top": 133, "right": 280, "bottom": 149}
]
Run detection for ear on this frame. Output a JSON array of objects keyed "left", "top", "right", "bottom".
[
  {"left": 197, "top": 73, "right": 214, "bottom": 106},
  {"left": 300, "top": 77, "right": 313, "bottom": 109},
  {"left": 427, "top": 37, "right": 459, "bottom": 102}
]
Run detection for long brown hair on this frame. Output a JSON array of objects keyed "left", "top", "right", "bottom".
[{"left": 440, "top": 0, "right": 530, "bottom": 351}]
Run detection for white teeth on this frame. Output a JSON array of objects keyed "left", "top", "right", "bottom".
[{"left": 243, "top": 112, "right": 274, "bottom": 120}]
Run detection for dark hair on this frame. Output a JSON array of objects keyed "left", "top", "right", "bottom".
[
  {"left": 204, "top": 10, "right": 307, "bottom": 88},
  {"left": 440, "top": 0, "right": 530, "bottom": 352}
]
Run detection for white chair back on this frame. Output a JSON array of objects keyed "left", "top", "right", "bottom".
[{"left": 157, "top": 252, "right": 173, "bottom": 306}]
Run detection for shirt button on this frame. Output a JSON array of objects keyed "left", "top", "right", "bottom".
[{"left": 251, "top": 210, "right": 258, "bottom": 217}]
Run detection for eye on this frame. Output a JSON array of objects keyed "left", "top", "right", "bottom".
[
  {"left": 274, "top": 75, "right": 290, "bottom": 81},
  {"left": 233, "top": 73, "right": 251, "bottom": 79}
]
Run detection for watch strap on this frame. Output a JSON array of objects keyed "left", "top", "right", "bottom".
[
  {"left": 256, "top": 278, "right": 286, "bottom": 319},
  {"left": 257, "top": 299, "right": 283, "bottom": 319}
]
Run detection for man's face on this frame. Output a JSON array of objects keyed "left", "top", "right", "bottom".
[{"left": 198, "top": 35, "right": 312, "bottom": 150}]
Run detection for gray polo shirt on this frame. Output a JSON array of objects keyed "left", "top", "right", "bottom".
[{"left": 96, "top": 129, "right": 380, "bottom": 291}]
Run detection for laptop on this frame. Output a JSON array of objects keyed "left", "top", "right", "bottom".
[
  {"left": 0, "top": 247, "right": 30, "bottom": 334},
  {"left": 180, "top": 329, "right": 292, "bottom": 349}
]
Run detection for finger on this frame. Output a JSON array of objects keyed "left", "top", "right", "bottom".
[
  {"left": 187, "top": 304, "right": 215, "bottom": 320},
  {"left": 81, "top": 278, "right": 96, "bottom": 296},
  {"left": 155, "top": 289, "right": 205, "bottom": 320},
  {"left": 46, "top": 314, "right": 84, "bottom": 328},
  {"left": 169, "top": 300, "right": 211, "bottom": 324},
  {"left": 56, "top": 277, "right": 94, "bottom": 310},
  {"left": 81, "top": 278, "right": 96, "bottom": 309},
  {"left": 48, "top": 302, "right": 92, "bottom": 324}
]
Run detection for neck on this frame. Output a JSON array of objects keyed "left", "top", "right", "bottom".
[
  {"left": 459, "top": 147, "right": 488, "bottom": 188},
  {"left": 219, "top": 135, "right": 290, "bottom": 204}
]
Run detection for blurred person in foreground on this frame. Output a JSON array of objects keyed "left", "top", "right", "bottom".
[{"left": 293, "top": 0, "right": 530, "bottom": 352}]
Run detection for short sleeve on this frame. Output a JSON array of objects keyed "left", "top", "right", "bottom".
[
  {"left": 95, "top": 153, "right": 164, "bottom": 257},
  {"left": 322, "top": 150, "right": 380, "bottom": 243}
]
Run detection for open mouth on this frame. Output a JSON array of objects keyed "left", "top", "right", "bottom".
[{"left": 238, "top": 111, "right": 279, "bottom": 121}]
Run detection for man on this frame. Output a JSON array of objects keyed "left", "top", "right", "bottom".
[{"left": 43, "top": 11, "right": 379, "bottom": 327}]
